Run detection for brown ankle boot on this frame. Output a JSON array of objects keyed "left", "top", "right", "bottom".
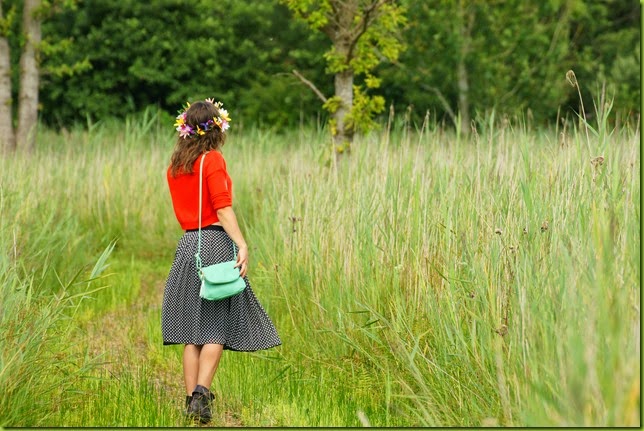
[{"left": 188, "top": 385, "right": 214, "bottom": 424}]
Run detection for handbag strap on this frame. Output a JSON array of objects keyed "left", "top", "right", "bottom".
[{"left": 195, "top": 152, "right": 237, "bottom": 272}]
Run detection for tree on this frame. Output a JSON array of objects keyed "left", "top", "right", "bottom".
[
  {"left": 282, "top": 0, "right": 405, "bottom": 154},
  {"left": 0, "top": 0, "right": 86, "bottom": 153},
  {"left": 0, "top": 2, "right": 15, "bottom": 152},
  {"left": 0, "top": 0, "right": 41, "bottom": 152},
  {"left": 455, "top": 0, "right": 474, "bottom": 135},
  {"left": 566, "top": 0, "right": 641, "bottom": 119},
  {"left": 19, "top": 0, "right": 640, "bottom": 134},
  {"left": 17, "top": 0, "right": 41, "bottom": 150},
  {"left": 381, "top": 0, "right": 582, "bottom": 129},
  {"left": 40, "top": 0, "right": 328, "bottom": 129}
]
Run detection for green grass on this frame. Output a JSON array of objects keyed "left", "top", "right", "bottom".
[{"left": 0, "top": 109, "right": 639, "bottom": 426}]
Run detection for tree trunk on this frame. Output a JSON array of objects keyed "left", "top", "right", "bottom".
[
  {"left": 456, "top": 0, "right": 473, "bottom": 136},
  {"left": 0, "top": 3, "right": 14, "bottom": 152},
  {"left": 333, "top": 70, "right": 354, "bottom": 152},
  {"left": 456, "top": 55, "right": 470, "bottom": 136},
  {"left": 17, "top": 0, "right": 41, "bottom": 151}
]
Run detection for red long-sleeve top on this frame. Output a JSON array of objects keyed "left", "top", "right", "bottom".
[{"left": 167, "top": 151, "right": 233, "bottom": 230}]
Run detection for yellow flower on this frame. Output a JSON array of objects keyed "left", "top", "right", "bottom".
[{"left": 219, "top": 108, "right": 230, "bottom": 122}]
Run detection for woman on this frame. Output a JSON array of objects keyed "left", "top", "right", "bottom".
[{"left": 161, "top": 99, "right": 281, "bottom": 424}]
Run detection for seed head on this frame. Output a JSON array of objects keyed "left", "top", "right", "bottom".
[
  {"left": 495, "top": 324, "right": 508, "bottom": 337},
  {"left": 591, "top": 156, "right": 605, "bottom": 167},
  {"left": 566, "top": 70, "right": 578, "bottom": 88}
]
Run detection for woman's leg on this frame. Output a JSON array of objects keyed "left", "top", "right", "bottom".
[
  {"left": 196, "top": 343, "right": 224, "bottom": 389},
  {"left": 186, "top": 344, "right": 223, "bottom": 423},
  {"left": 183, "top": 344, "right": 202, "bottom": 395}
]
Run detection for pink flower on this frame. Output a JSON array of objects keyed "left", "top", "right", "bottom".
[{"left": 177, "top": 123, "right": 193, "bottom": 138}]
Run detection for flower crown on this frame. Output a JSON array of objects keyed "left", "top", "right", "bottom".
[{"left": 174, "top": 98, "right": 231, "bottom": 139}]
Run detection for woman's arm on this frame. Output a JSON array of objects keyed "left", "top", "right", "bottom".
[{"left": 216, "top": 206, "right": 249, "bottom": 278}]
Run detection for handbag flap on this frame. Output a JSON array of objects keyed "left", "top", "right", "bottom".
[{"left": 200, "top": 260, "right": 240, "bottom": 284}]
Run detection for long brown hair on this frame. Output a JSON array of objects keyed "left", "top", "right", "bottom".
[{"left": 169, "top": 101, "right": 227, "bottom": 177}]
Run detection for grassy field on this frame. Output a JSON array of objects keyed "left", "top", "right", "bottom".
[{"left": 0, "top": 108, "right": 640, "bottom": 426}]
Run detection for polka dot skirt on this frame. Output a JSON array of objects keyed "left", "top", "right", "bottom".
[{"left": 161, "top": 226, "right": 281, "bottom": 351}]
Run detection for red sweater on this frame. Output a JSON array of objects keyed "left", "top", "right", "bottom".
[{"left": 167, "top": 151, "right": 233, "bottom": 230}]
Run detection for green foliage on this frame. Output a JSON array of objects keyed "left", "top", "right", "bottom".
[
  {"left": 39, "top": 0, "right": 329, "bottom": 128},
  {"left": 282, "top": 0, "right": 406, "bottom": 139},
  {"left": 0, "top": 0, "right": 634, "bottom": 130},
  {"left": 0, "top": 5, "right": 17, "bottom": 37},
  {"left": 386, "top": 0, "right": 639, "bottom": 126},
  {"left": 39, "top": 37, "right": 90, "bottom": 78},
  {"left": 381, "top": 0, "right": 577, "bottom": 125},
  {"left": 281, "top": 0, "right": 332, "bottom": 29},
  {"left": 348, "top": 2, "right": 406, "bottom": 76},
  {"left": 566, "top": 0, "right": 640, "bottom": 117},
  {"left": 0, "top": 0, "right": 87, "bottom": 125},
  {"left": 364, "top": 74, "right": 381, "bottom": 89},
  {"left": 322, "top": 95, "right": 342, "bottom": 113},
  {"left": 346, "top": 85, "right": 385, "bottom": 134},
  {"left": 323, "top": 46, "right": 349, "bottom": 74}
]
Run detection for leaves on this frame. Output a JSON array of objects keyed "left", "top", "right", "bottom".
[
  {"left": 0, "top": 0, "right": 635, "bottom": 130},
  {"left": 0, "top": 5, "right": 17, "bottom": 38},
  {"left": 38, "top": 0, "right": 329, "bottom": 127},
  {"left": 280, "top": 0, "right": 331, "bottom": 29},
  {"left": 284, "top": 0, "right": 406, "bottom": 139},
  {"left": 346, "top": 85, "right": 385, "bottom": 134}
]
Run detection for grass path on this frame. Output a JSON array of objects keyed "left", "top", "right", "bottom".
[
  {"left": 68, "top": 258, "right": 394, "bottom": 427},
  {"left": 60, "top": 262, "right": 247, "bottom": 427},
  {"left": 55, "top": 252, "right": 393, "bottom": 427}
]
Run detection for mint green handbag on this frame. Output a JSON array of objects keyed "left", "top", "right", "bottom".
[{"left": 195, "top": 153, "right": 246, "bottom": 301}]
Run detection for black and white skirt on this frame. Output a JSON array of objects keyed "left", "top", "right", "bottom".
[{"left": 161, "top": 225, "right": 281, "bottom": 351}]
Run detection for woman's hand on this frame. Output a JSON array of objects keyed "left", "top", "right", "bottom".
[
  {"left": 234, "top": 245, "right": 249, "bottom": 278},
  {"left": 216, "top": 206, "right": 249, "bottom": 278}
]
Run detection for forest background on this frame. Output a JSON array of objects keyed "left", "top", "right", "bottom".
[
  {"left": 0, "top": 0, "right": 640, "bottom": 134},
  {"left": 0, "top": 0, "right": 641, "bottom": 428}
]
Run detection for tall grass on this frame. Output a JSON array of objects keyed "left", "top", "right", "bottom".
[
  {"left": 0, "top": 105, "right": 639, "bottom": 426},
  {"left": 233, "top": 115, "right": 639, "bottom": 426},
  {"left": 0, "top": 191, "right": 115, "bottom": 426}
]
